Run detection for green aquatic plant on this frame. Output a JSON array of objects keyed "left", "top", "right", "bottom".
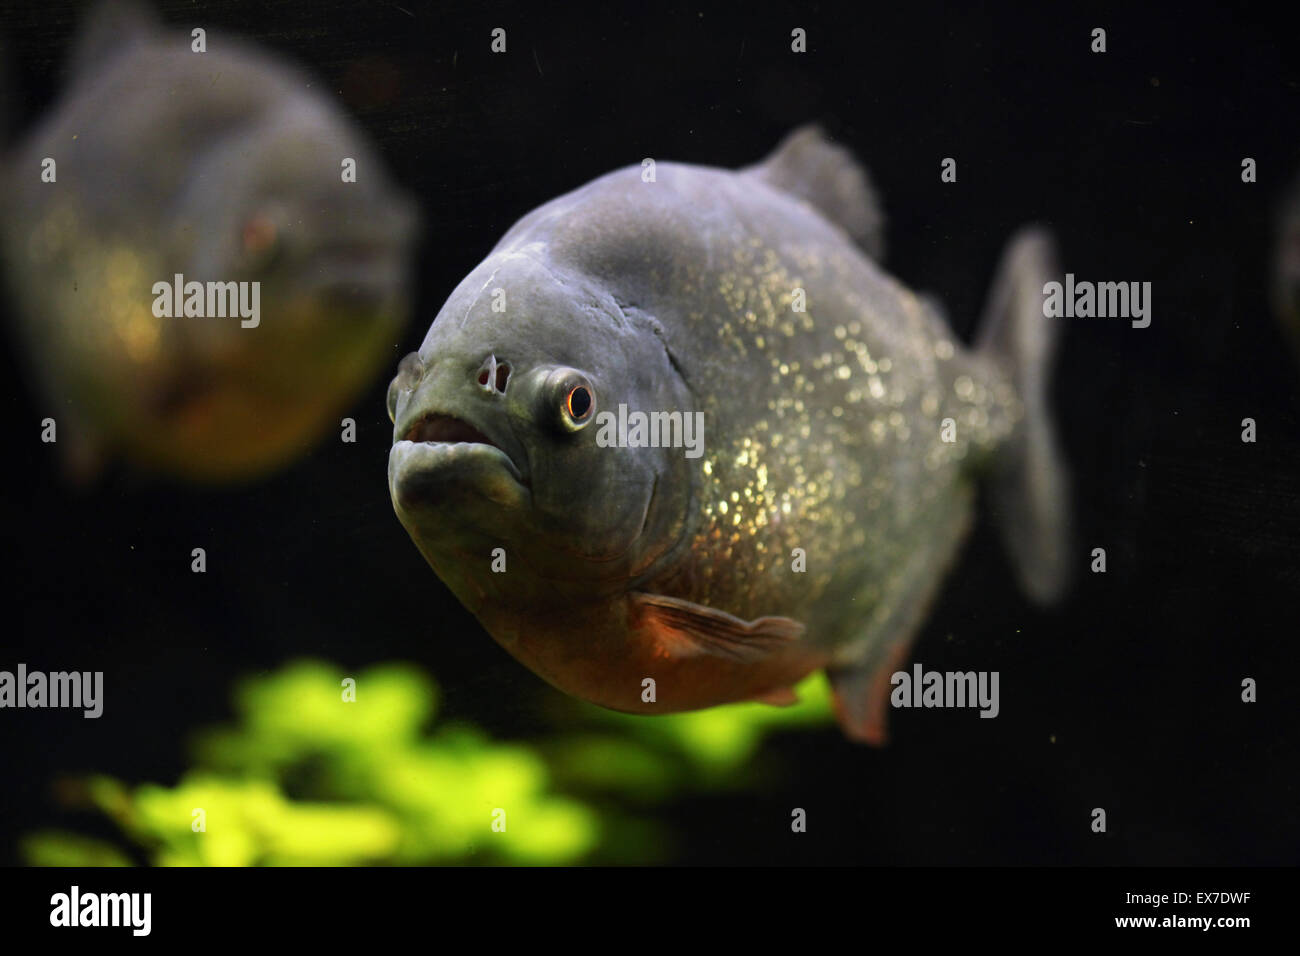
[
  {"left": 595, "top": 671, "right": 834, "bottom": 770},
  {"left": 552, "top": 672, "right": 835, "bottom": 794},
  {"left": 28, "top": 662, "right": 598, "bottom": 866},
  {"left": 86, "top": 774, "right": 403, "bottom": 867},
  {"left": 23, "top": 659, "right": 834, "bottom": 866},
  {"left": 21, "top": 831, "right": 133, "bottom": 868}
]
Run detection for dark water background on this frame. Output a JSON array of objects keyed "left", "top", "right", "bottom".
[{"left": 0, "top": 0, "right": 1296, "bottom": 864}]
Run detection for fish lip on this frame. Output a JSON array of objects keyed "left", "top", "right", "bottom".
[
  {"left": 388, "top": 439, "right": 530, "bottom": 519},
  {"left": 390, "top": 437, "right": 524, "bottom": 484},
  {"left": 402, "top": 411, "right": 496, "bottom": 447},
  {"left": 392, "top": 410, "right": 528, "bottom": 487}
]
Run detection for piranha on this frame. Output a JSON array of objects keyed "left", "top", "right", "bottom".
[
  {"left": 0, "top": 0, "right": 418, "bottom": 482},
  {"left": 387, "top": 127, "right": 1070, "bottom": 743}
]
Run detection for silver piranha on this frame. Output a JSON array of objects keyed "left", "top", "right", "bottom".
[
  {"left": 1, "top": 0, "right": 419, "bottom": 482},
  {"left": 388, "top": 126, "right": 1070, "bottom": 743}
]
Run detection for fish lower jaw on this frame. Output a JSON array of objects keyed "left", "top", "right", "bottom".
[{"left": 388, "top": 438, "right": 530, "bottom": 513}]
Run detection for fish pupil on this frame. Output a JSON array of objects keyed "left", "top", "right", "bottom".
[{"left": 568, "top": 386, "right": 591, "bottom": 419}]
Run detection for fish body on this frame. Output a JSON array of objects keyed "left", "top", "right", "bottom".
[
  {"left": 388, "top": 127, "right": 1069, "bottom": 742},
  {"left": 1, "top": 1, "right": 418, "bottom": 481}
]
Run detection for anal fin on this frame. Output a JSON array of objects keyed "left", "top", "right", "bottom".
[
  {"left": 829, "top": 486, "right": 975, "bottom": 745},
  {"left": 750, "top": 686, "right": 800, "bottom": 707},
  {"left": 828, "top": 641, "right": 912, "bottom": 745}
]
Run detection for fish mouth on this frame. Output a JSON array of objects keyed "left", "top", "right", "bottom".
[
  {"left": 402, "top": 412, "right": 499, "bottom": 447},
  {"left": 307, "top": 246, "right": 407, "bottom": 311},
  {"left": 389, "top": 410, "right": 529, "bottom": 513}
]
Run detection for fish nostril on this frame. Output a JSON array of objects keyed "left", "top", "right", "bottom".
[
  {"left": 475, "top": 355, "right": 510, "bottom": 395},
  {"left": 476, "top": 355, "right": 497, "bottom": 392}
]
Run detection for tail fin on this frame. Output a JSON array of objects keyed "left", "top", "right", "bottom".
[{"left": 976, "top": 227, "right": 1072, "bottom": 604}]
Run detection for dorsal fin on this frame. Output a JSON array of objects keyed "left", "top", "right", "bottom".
[
  {"left": 69, "top": 0, "right": 158, "bottom": 81},
  {"left": 745, "top": 124, "right": 886, "bottom": 260}
]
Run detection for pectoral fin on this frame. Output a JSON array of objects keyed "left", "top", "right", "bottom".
[
  {"left": 631, "top": 592, "right": 805, "bottom": 660},
  {"left": 628, "top": 593, "right": 821, "bottom": 709}
]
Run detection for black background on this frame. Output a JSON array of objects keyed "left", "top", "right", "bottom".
[{"left": 0, "top": 0, "right": 1296, "bottom": 865}]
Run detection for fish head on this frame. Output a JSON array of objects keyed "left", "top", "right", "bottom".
[
  {"left": 140, "top": 106, "right": 420, "bottom": 479},
  {"left": 388, "top": 248, "right": 693, "bottom": 616},
  {"left": 181, "top": 103, "right": 420, "bottom": 340}
]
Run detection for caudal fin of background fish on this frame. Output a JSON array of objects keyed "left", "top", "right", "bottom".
[{"left": 976, "top": 227, "right": 1072, "bottom": 605}]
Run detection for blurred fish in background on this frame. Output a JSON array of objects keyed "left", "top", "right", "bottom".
[{"left": 0, "top": 0, "right": 419, "bottom": 482}]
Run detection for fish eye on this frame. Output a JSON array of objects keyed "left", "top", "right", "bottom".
[
  {"left": 241, "top": 214, "right": 281, "bottom": 269},
  {"left": 544, "top": 368, "right": 596, "bottom": 432},
  {"left": 566, "top": 385, "right": 592, "bottom": 421}
]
